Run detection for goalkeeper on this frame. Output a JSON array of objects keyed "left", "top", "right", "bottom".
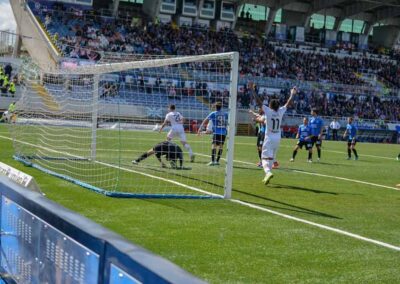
[{"left": 132, "top": 141, "right": 184, "bottom": 169}]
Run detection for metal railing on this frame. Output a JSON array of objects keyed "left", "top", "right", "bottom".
[{"left": 0, "top": 31, "right": 16, "bottom": 55}]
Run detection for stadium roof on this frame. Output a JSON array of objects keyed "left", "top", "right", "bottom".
[{"left": 236, "top": 0, "right": 400, "bottom": 24}]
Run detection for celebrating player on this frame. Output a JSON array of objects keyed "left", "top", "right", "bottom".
[
  {"left": 261, "top": 87, "right": 297, "bottom": 185},
  {"left": 249, "top": 108, "right": 266, "bottom": 168},
  {"left": 343, "top": 117, "right": 359, "bottom": 160},
  {"left": 309, "top": 109, "right": 324, "bottom": 162},
  {"left": 132, "top": 141, "right": 184, "bottom": 169},
  {"left": 198, "top": 101, "right": 228, "bottom": 166},
  {"left": 159, "top": 104, "right": 194, "bottom": 162},
  {"left": 290, "top": 117, "right": 313, "bottom": 162}
]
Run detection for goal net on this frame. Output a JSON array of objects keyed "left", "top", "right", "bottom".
[{"left": 11, "top": 52, "right": 239, "bottom": 199}]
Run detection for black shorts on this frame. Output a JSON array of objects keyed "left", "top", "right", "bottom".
[
  {"left": 212, "top": 134, "right": 226, "bottom": 146},
  {"left": 256, "top": 132, "right": 265, "bottom": 147},
  {"left": 297, "top": 140, "right": 312, "bottom": 150},
  {"left": 347, "top": 138, "right": 357, "bottom": 147},
  {"left": 310, "top": 136, "right": 322, "bottom": 147}
]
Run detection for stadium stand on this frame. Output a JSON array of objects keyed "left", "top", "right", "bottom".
[{"left": 5, "top": 0, "right": 398, "bottom": 146}]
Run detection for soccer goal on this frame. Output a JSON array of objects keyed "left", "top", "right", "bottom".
[{"left": 11, "top": 52, "right": 239, "bottom": 199}]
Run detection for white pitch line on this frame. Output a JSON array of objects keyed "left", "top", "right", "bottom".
[
  {"left": 0, "top": 134, "right": 220, "bottom": 198},
  {"left": 235, "top": 142, "right": 396, "bottom": 161},
  {"left": 230, "top": 199, "right": 400, "bottom": 252},
  {"left": 195, "top": 153, "right": 400, "bottom": 191},
  {"left": 1, "top": 135, "right": 400, "bottom": 252}
]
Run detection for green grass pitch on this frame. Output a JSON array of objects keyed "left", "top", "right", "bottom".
[{"left": 0, "top": 124, "right": 399, "bottom": 283}]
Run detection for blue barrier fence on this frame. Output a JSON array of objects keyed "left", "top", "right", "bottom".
[{"left": 0, "top": 177, "right": 206, "bottom": 284}]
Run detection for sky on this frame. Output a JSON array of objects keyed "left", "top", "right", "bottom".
[{"left": 0, "top": 0, "right": 17, "bottom": 31}]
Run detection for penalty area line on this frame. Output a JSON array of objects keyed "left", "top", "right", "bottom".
[
  {"left": 230, "top": 198, "right": 400, "bottom": 252},
  {"left": 195, "top": 153, "right": 400, "bottom": 191},
  {"left": 1, "top": 135, "right": 400, "bottom": 252}
]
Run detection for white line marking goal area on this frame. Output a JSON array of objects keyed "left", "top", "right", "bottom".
[{"left": 0, "top": 134, "right": 399, "bottom": 253}]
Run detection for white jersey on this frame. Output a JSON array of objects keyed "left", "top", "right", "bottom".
[
  {"left": 262, "top": 105, "right": 287, "bottom": 137},
  {"left": 165, "top": 111, "right": 184, "bottom": 130}
]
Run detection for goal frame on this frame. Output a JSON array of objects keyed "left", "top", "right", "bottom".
[{"left": 13, "top": 52, "right": 239, "bottom": 199}]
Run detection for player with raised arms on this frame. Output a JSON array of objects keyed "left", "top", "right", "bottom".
[
  {"left": 309, "top": 109, "right": 324, "bottom": 162},
  {"left": 132, "top": 141, "right": 184, "bottom": 169},
  {"left": 198, "top": 101, "right": 228, "bottom": 166},
  {"left": 159, "top": 104, "right": 194, "bottom": 162},
  {"left": 290, "top": 117, "right": 313, "bottom": 162},
  {"left": 261, "top": 87, "right": 297, "bottom": 185},
  {"left": 343, "top": 117, "right": 359, "bottom": 160},
  {"left": 249, "top": 108, "right": 266, "bottom": 168}
]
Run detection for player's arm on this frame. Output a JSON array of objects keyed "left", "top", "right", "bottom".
[
  {"left": 155, "top": 153, "right": 167, "bottom": 168},
  {"left": 159, "top": 118, "right": 168, "bottom": 133},
  {"left": 249, "top": 110, "right": 265, "bottom": 123},
  {"left": 318, "top": 122, "right": 324, "bottom": 140},
  {"left": 342, "top": 128, "right": 348, "bottom": 139},
  {"left": 197, "top": 117, "right": 209, "bottom": 135},
  {"left": 295, "top": 126, "right": 301, "bottom": 139},
  {"left": 284, "top": 86, "right": 297, "bottom": 108}
]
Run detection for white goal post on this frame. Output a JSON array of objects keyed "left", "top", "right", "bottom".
[{"left": 11, "top": 52, "right": 239, "bottom": 199}]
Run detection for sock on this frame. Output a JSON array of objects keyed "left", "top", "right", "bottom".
[
  {"left": 348, "top": 149, "right": 351, "bottom": 158},
  {"left": 308, "top": 152, "right": 312, "bottom": 160},
  {"left": 211, "top": 149, "right": 216, "bottom": 162},
  {"left": 317, "top": 148, "right": 321, "bottom": 159},
  {"left": 136, "top": 153, "right": 149, "bottom": 162},
  {"left": 258, "top": 149, "right": 261, "bottom": 160},
  {"left": 184, "top": 144, "right": 193, "bottom": 157},
  {"left": 352, "top": 149, "right": 358, "bottom": 158},
  {"left": 398, "top": 153, "right": 400, "bottom": 159},
  {"left": 292, "top": 150, "right": 298, "bottom": 159},
  {"left": 217, "top": 149, "right": 223, "bottom": 162},
  {"left": 262, "top": 159, "right": 273, "bottom": 174}
]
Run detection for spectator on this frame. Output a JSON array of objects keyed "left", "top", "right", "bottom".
[{"left": 329, "top": 118, "right": 341, "bottom": 140}]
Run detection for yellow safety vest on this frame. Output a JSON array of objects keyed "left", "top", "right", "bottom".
[
  {"left": 9, "top": 82, "right": 16, "bottom": 93},
  {"left": 2, "top": 76, "right": 9, "bottom": 87},
  {"left": 8, "top": 103, "right": 16, "bottom": 113}
]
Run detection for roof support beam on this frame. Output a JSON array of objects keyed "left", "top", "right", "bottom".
[
  {"left": 312, "top": 0, "right": 347, "bottom": 13},
  {"left": 374, "top": 7, "right": 400, "bottom": 22},
  {"left": 265, "top": 7, "right": 278, "bottom": 36},
  {"left": 342, "top": 2, "right": 382, "bottom": 18}
]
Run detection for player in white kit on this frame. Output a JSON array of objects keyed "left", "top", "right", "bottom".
[
  {"left": 159, "top": 104, "right": 195, "bottom": 162},
  {"left": 261, "top": 87, "right": 297, "bottom": 185}
]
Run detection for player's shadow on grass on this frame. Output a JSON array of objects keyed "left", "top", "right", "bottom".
[
  {"left": 128, "top": 163, "right": 224, "bottom": 188},
  {"left": 233, "top": 189, "right": 341, "bottom": 219},
  {"left": 270, "top": 183, "right": 338, "bottom": 195},
  {"left": 233, "top": 165, "right": 263, "bottom": 171},
  {"left": 312, "top": 161, "right": 352, "bottom": 167}
]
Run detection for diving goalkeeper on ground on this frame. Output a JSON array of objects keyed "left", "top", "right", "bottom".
[{"left": 132, "top": 141, "right": 186, "bottom": 169}]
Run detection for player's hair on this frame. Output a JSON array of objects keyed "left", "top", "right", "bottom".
[
  {"left": 169, "top": 104, "right": 176, "bottom": 110},
  {"left": 311, "top": 108, "right": 318, "bottom": 114},
  {"left": 215, "top": 101, "right": 222, "bottom": 111},
  {"left": 269, "top": 99, "right": 280, "bottom": 111}
]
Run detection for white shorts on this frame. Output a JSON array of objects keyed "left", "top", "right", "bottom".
[
  {"left": 261, "top": 134, "right": 281, "bottom": 159},
  {"left": 167, "top": 126, "right": 187, "bottom": 142}
]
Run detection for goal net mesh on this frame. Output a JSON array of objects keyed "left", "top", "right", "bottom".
[{"left": 11, "top": 53, "right": 238, "bottom": 198}]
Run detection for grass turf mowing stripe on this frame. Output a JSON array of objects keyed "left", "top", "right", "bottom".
[
  {"left": 195, "top": 153, "right": 400, "bottom": 191},
  {"left": 0, "top": 134, "right": 222, "bottom": 198},
  {"left": 230, "top": 199, "right": 400, "bottom": 252},
  {"left": 1, "top": 135, "right": 399, "bottom": 253}
]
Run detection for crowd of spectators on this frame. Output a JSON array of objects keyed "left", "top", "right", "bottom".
[
  {"left": 29, "top": 2, "right": 400, "bottom": 122},
  {"left": 275, "top": 88, "right": 399, "bottom": 122},
  {"left": 0, "top": 63, "right": 16, "bottom": 97},
  {"left": 31, "top": 2, "right": 400, "bottom": 88},
  {"left": 236, "top": 82, "right": 399, "bottom": 121}
]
